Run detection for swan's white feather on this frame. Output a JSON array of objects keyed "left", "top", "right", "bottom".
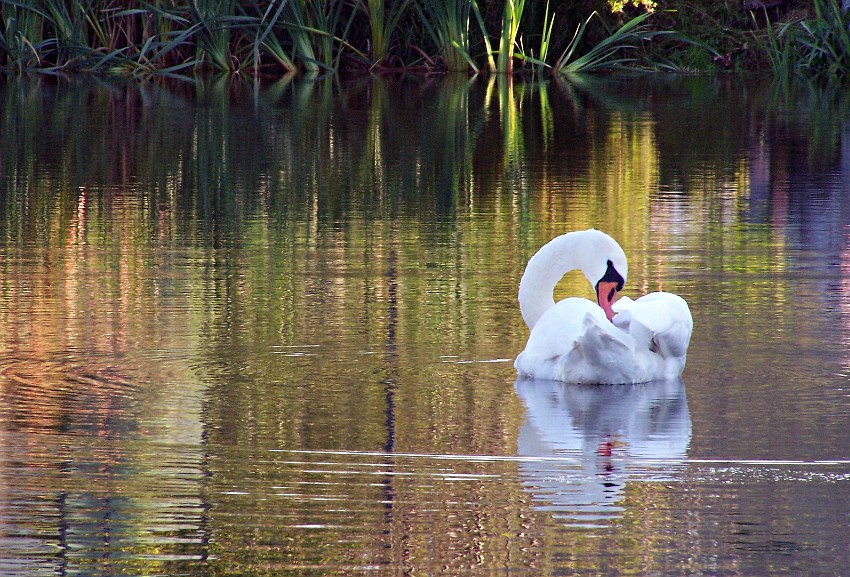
[
  {"left": 515, "top": 230, "right": 692, "bottom": 385},
  {"left": 614, "top": 292, "right": 692, "bottom": 360}
]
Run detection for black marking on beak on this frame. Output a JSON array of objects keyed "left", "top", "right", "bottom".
[{"left": 596, "top": 259, "right": 625, "bottom": 293}]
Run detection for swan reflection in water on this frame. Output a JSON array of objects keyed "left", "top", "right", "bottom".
[{"left": 515, "top": 377, "right": 691, "bottom": 527}]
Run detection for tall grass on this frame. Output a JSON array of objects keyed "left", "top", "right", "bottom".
[
  {"left": 496, "top": 0, "right": 525, "bottom": 74},
  {"left": 1, "top": 2, "right": 53, "bottom": 71},
  {"left": 246, "top": 0, "right": 296, "bottom": 74},
  {"left": 362, "top": 0, "right": 411, "bottom": 67},
  {"left": 752, "top": 0, "right": 850, "bottom": 80},
  {"left": 554, "top": 11, "right": 670, "bottom": 73},
  {"left": 0, "top": 0, "right": 774, "bottom": 78},
  {"left": 797, "top": 0, "right": 850, "bottom": 79},
  {"left": 414, "top": 0, "right": 477, "bottom": 71},
  {"left": 474, "top": 2, "right": 669, "bottom": 75},
  {"left": 0, "top": 0, "right": 324, "bottom": 74},
  {"left": 751, "top": 9, "right": 798, "bottom": 80},
  {"left": 189, "top": 0, "right": 238, "bottom": 72}
]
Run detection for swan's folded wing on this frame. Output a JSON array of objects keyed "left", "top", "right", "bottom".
[
  {"left": 515, "top": 298, "right": 599, "bottom": 379},
  {"left": 576, "top": 311, "right": 634, "bottom": 359},
  {"left": 560, "top": 312, "right": 637, "bottom": 384},
  {"left": 614, "top": 292, "right": 692, "bottom": 359}
]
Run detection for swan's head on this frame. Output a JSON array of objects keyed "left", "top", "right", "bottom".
[
  {"left": 573, "top": 230, "right": 628, "bottom": 322},
  {"left": 518, "top": 229, "right": 628, "bottom": 329},
  {"left": 594, "top": 258, "right": 626, "bottom": 321}
]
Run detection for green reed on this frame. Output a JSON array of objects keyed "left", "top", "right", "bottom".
[
  {"left": 535, "top": 1, "right": 556, "bottom": 74},
  {"left": 496, "top": 0, "right": 524, "bottom": 74},
  {"left": 751, "top": 0, "right": 850, "bottom": 81},
  {"left": 188, "top": 0, "right": 237, "bottom": 72},
  {"left": 751, "top": 9, "right": 798, "bottom": 81},
  {"left": 1, "top": 2, "right": 50, "bottom": 71},
  {"left": 247, "top": 0, "right": 297, "bottom": 73},
  {"left": 285, "top": 0, "right": 345, "bottom": 71},
  {"left": 0, "top": 0, "right": 697, "bottom": 77},
  {"left": 0, "top": 0, "right": 320, "bottom": 74},
  {"left": 414, "top": 0, "right": 477, "bottom": 71},
  {"left": 362, "top": 0, "right": 411, "bottom": 67},
  {"left": 554, "top": 10, "right": 668, "bottom": 73},
  {"left": 797, "top": 0, "right": 850, "bottom": 79}
]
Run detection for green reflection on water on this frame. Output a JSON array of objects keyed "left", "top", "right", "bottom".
[{"left": 1, "top": 73, "right": 849, "bottom": 576}]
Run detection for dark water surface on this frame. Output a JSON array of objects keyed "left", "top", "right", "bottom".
[{"left": 1, "top": 73, "right": 849, "bottom": 575}]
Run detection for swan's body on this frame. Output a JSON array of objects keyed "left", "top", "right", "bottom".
[{"left": 514, "top": 229, "right": 692, "bottom": 384}]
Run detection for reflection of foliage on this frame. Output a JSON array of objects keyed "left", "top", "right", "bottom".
[
  {"left": 763, "top": 79, "right": 850, "bottom": 170},
  {"left": 2, "top": 72, "right": 849, "bottom": 575}
]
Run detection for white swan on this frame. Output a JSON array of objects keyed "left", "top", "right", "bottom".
[{"left": 514, "top": 229, "right": 693, "bottom": 384}]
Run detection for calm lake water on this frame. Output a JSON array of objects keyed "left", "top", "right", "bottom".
[{"left": 1, "top": 73, "right": 849, "bottom": 575}]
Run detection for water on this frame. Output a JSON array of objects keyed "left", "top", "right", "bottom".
[{"left": 1, "top": 73, "right": 849, "bottom": 575}]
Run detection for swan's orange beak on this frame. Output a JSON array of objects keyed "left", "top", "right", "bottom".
[{"left": 596, "top": 281, "right": 619, "bottom": 322}]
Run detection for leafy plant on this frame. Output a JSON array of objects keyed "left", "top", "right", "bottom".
[
  {"left": 284, "top": 0, "right": 359, "bottom": 72},
  {"left": 7, "top": 0, "right": 843, "bottom": 80},
  {"left": 512, "top": 0, "right": 554, "bottom": 74},
  {"left": 246, "top": 0, "right": 297, "bottom": 74},
  {"left": 751, "top": 0, "right": 850, "bottom": 81},
  {"left": 0, "top": 3, "right": 53, "bottom": 71},
  {"left": 361, "top": 0, "right": 411, "bottom": 67},
  {"left": 554, "top": 10, "right": 669, "bottom": 73},
  {"left": 497, "top": 0, "right": 526, "bottom": 74},
  {"left": 414, "top": 0, "right": 476, "bottom": 71},
  {"left": 536, "top": 1, "right": 556, "bottom": 73},
  {"left": 750, "top": 8, "right": 799, "bottom": 79},
  {"left": 797, "top": 0, "right": 850, "bottom": 79},
  {"left": 188, "top": 0, "right": 240, "bottom": 72}
]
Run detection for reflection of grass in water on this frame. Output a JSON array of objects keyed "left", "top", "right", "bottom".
[
  {"left": 2, "top": 74, "right": 847, "bottom": 240},
  {"left": 493, "top": 74, "right": 524, "bottom": 188},
  {"left": 763, "top": 78, "right": 850, "bottom": 170},
  {"left": 1, "top": 74, "right": 847, "bottom": 299}
]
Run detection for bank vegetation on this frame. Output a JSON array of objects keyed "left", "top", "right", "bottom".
[{"left": 0, "top": 0, "right": 848, "bottom": 79}]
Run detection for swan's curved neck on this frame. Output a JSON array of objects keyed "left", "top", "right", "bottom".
[{"left": 518, "top": 232, "right": 601, "bottom": 329}]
